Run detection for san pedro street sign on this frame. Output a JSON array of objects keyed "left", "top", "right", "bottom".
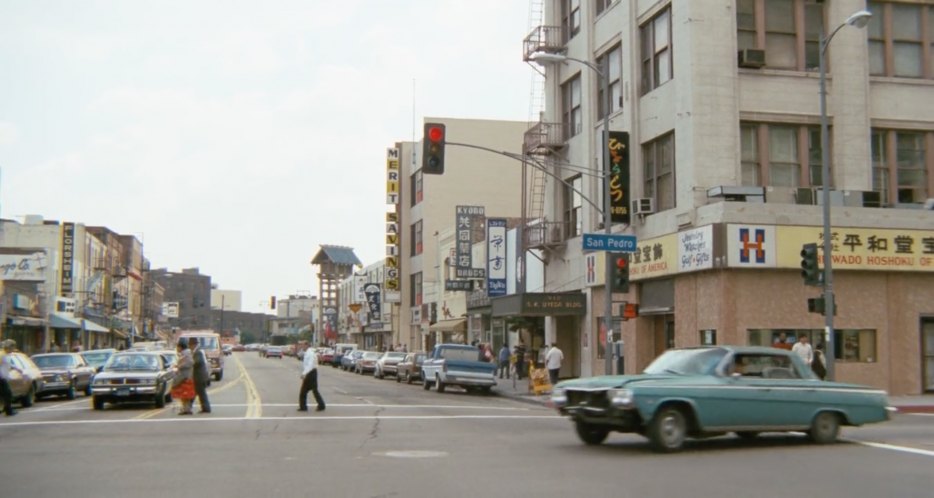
[{"left": 582, "top": 233, "right": 637, "bottom": 252}]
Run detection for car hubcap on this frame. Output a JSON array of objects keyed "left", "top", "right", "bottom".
[{"left": 661, "top": 414, "right": 683, "bottom": 446}]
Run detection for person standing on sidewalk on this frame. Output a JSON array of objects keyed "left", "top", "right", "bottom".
[
  {"left": 497, "top": 344, "right": 511, "bottom": 379},
  {"left": 792, "top": 335, "right": 813, "bottom": 366},
  {"left": 1, "top": 340, "right": 23, "bottom": 416},
  {"left": 298, "top": 342, "right": 325, "bottom": 412},
  {"left": 188, "top": 338, "right": 211, "bottom": 414},
  {"left": 514, "top": 343, "right": 526, "bottom": 380},
  {"left": 545, "top": 343, "right": 564, "bottom": 386}
]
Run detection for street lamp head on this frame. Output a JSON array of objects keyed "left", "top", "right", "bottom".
[
  {"left": 845, "top": 10, "right": 872, "bottom": 29},
  {"left": 529, "top": 52, "right": 568, "bottom": 65}
]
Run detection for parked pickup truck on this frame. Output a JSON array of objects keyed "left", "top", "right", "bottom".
[{"left": 421, "top": 344, "right": 497, "bottom": 394}]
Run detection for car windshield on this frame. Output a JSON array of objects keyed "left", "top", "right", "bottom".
[
  {"left": 33, "top": 355, "right": 75, "bottom": 368},
  {"left": 81, "top": 352, "right": 112, "bottom": 365},
  {"left": 643, "top": 348, "right": 728, "bottom": 376},
  {"left": 385, "top": 352, "right": 406, "bottom": 359},
  {"left": 363, "top": 352, "right": 380, "bottom": 359},
  {"left": 186, "top": 337, "right": 218, "bottom": 349},
  {"left": 103, "top": 354, "right": 161, "bottom": 372}
]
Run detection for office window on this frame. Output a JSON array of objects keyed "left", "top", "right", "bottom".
[
  {"left": 597, "top": 44, "right": 623, "bottom": 120},
  {"left": 868, "top": 2, "right": 934, "bottom": 79},
  {"left": 410, "top": 220, "right": 423, "bottom": 256},
  {"left": 410, "top": 272, "right": 422, "bottom": 306},
  {"left": 735, "top": 0, "right": 824, "bottom": 71},
  {"left": 595, "top": 0, "right": 616, "bottom": 17},
  {"left": 740, "top": 123, "right": 826, "bottom": 188},
  {"left": 410, "top": 171, "right": 423, "bottom": 206},
  {"left": 643, "top": 132, "right": 675, "bottom": 211},
  {"left": 872, "top": 129, "right": 930, "bottom": 205},
  {"left": 562, "top": 0, "right": 581, "bottom": 42},
  {"left": 562, "top": 74, "right": 582, "bottom": 138},
  {"left": 563, "top": 175, "right": 582, "bottom": 239},
  {"left": 640, "top": 7, "right": 672, "bottom": 94}
]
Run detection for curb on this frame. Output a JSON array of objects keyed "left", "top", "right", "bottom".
[{"left": 894, "top": 405, "right": 934, "bottom": 414}]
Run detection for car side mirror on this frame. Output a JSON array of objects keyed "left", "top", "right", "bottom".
[{"left": 96, "top": 366, "right": 104, "bottom": 373}]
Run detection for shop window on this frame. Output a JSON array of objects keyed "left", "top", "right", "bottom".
[{"left": 747, "top": 328, "right": 877, "bottom": 363}]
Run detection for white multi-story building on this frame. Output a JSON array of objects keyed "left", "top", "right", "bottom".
[{"left": 523, "top": 0, "right": 934, "bottom": 394}]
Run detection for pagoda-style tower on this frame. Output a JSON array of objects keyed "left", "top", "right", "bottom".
[{"left": 311, "top": 245, "right": 361, "bottom": 344}]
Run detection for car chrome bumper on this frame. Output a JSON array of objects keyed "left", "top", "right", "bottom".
[
  {"left": 92, "top": 385, "right": 159, "bottom": 396},
  {"left": 443, "top": 375, "right": 496, "bottom": 387}
]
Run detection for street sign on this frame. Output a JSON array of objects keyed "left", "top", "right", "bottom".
[{"left": 582, "top": 233, "right": 637, "bottom": 252}]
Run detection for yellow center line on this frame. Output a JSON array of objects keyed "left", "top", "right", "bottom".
[
  {"left": 134, "top": 371, "right": 245, "bottom": 420},
  {"left": 233, "top": 354, "right": 262, "bottom": 418}
]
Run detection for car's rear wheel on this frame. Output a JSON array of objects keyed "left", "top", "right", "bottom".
[
  {"left": 422, "top": 375, "right": 431, "bottom": 391},
  {"left": 406, "top": 373, "right": 414, "bottom": 385},
  {"left": 735, "top": 431, "right": 759, "bottom": 440},
  {"left": 435, "top": 375, "right": 446, "bottom": 393},
  {"left": 575, "top": 421, "right": 610, "bottom": 445},
  {"left": 808, "top": 412, "right": 840, "bottom": 444},
  {"left": 214, "top": 371, "right": 223, "bottom": 381},
  {"left": 648, "top": 406, "right": 688, "bottom": 453},
  {"left": 92, "top": 396, "right": 104, "bottom": 411}
]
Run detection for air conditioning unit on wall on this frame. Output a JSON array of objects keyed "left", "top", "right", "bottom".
[
  {"left": 738, "top": 48, "right": 766, "bottom": 69},
  {"left": 631, "top": 198, "right": 655, "bottom": 216}
]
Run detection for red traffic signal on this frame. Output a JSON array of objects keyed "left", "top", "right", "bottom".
[
  {"left": 422, "top": 122, "right": 446, "bottom": 175},
  {"left": 610, "top": 253, "right": 630, "bottom": 293}
]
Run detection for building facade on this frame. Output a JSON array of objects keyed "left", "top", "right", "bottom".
[{"left": 523, "top": 0, "right": 934, "bottom": 394}]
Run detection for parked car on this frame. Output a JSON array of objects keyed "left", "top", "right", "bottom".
[
  {"left": 318, "top": 348, "right": 335, "bottom": 365},
  {"left": 552, "top": 346, "right": 894, "bottom": 452},
  {"left": 80, "top": 349, "right": 116, "bottom": 372},
  {"left": 332, "top": 344, "right": 356, "bottom": 368},
  {"left": 395, "top": 352, "right": 427, "bottom": 384},
  {"left": 31, "top": 352, "right": 96, "bottom": 399},
  {"left": 90, "top": 351, "right": 174, "bottom": 410},
  {"left": 232, "top": 344, "right": 246, "bottom": 352},
  {"left": 341, "top": 350, "right": 364, "bottom": 371},
  {"left": 222, "top": 344, "right": 233, "bottom": 356},
  {"left": 265, "top": 346, "right": 283, "bottom": 359},
  {"left": 3, "top": 352, "right": 44, "bottom": 408},
  {"left": 374, "top": 351, "right": 407, "bottom": 379},
  {"left": 421, "top": 344, "right": 497, "bottom": 394},
  {"left": 355, "top": 351, "right": 381, "bottom": 375}
]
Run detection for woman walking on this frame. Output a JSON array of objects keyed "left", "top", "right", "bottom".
[{"left": 171, "top": 340, "right": 195, "bottom": 415}]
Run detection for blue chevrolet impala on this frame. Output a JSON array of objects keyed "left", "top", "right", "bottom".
[{"left": 552, "top": 346, "right": 894, "bottom": 452}]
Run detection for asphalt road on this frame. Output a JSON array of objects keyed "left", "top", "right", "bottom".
[{"left": 1, "top": 352, "right": 932, "bottom": 498}]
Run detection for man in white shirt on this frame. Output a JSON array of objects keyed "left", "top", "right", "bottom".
[
  {"left": 544, "top": 343, "right": 564, "bottom": 386},
  {"left": 792, "top": 335, "right": 814, "bottom": 366},
  {"left": 298, "top": 347, "right": 325, "bottom": 412}
]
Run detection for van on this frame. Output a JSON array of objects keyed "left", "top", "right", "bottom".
[{"left": 178, "top": 331, "right": 225, "bottom": 381}]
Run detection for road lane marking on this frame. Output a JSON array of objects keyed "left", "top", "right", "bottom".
[
  {"left": 198, "top": 403, "right": 535, "bottom": 411},
  {"left": 135, "top": 372, "right": 246, "bottom": 420},
  {"left": 848, "top": 440, "right": 934, "bottom": 458},
  {"left": 0, "top": 414, "right": 562, "bottom": 428},
  {"left": 234, "top": 354, "right": 262, "bottom": 418}
]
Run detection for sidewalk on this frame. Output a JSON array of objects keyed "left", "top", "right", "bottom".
[{"left": 494, "top": 379, "right": 934, "bottom": 413}]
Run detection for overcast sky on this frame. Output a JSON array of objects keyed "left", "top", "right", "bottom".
[{"left": 0, "top": 1, "right": 535, "bottom": 313}]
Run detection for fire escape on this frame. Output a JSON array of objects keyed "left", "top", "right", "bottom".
[{"left": 521, "top": 4, "right": 566, "bottom": 252}]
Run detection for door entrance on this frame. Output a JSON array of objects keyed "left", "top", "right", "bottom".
[{"left": 923, "top": 318, "right": 934, "bottom": 393}]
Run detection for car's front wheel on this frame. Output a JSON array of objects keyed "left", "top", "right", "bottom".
[
  {"left": 435, "top": 375, "right": 446, "bottom": 393},
  {"left": 65, "top": 381, "right": 77, "bottom": 400},
  {"left": 648, "top": 406, "right": 688, "bottom": 453},
  {"left": 422, "top": 375, "right": 431, "bottom": 391},
  {"left": 214, "top": 371, "right": 223, "bottom": 381},
  {"left": 808, "top": 411, "right": 840, "bottom": 444},
  {"left": 20, "top": 384, "right": 36, "bottom": 408},
  {"left": 575, "top": 421, "right": 610, "bottom": 445},
  {"left": 84, "top": 381, "right": 92, "bottom": 396},
  {"left": 92, "top": 396, "right": 104, "bottom": 411},
  {"left": 154, "top": 386, "right": 166, "bottom": 408}
]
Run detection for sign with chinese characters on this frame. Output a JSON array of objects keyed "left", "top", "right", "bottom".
[
  {"left": 364, "top": 284, "right": 381, "bottom": 321},
  {"left": 486, "top": 218, "right": 507, "bottom": 297},
  {"left": 445, "top": 280, "right": 474, "bottom": 291},
  {"left": 455, "top": 205, "right": 484, "bottom": 269},
  {"left": 678, "top": 225, "right": 714, "bottom": 272},
  {"left": 775, "top": 226, "right": 934, "bottom": 272},
  {"left": 727, "top": 225, "right": 777, "bottom": 268},
  {"left": 354, "top": 274, "right": 367, "bottom": 303},
  {"left": 0, "top": 252, "right": 48, "bottom": 281},
  {"left": 607, "top": 131, "right": 631, "bottom": 225},
  {"left": 629, "top": 234, "right": 677, "bottom": 281},
  {"left": 60, "top": 222, "right": 75, "bottom": 295}
]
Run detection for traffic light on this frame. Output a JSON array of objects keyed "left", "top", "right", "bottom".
[
  {"left": 807, "top": 295, "right": 836, "bottom": 316},
  {"left": 422, "top": 122, "right": 446, "bottom": 174},
  {"left": 800, "top": 243, "right": 821, "bottom": 286},
  {"left": 610, "top": 253, "right": 630, "bottom": 293}
]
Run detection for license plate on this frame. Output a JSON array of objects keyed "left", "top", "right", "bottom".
[{"left": 116, "top": 388, "right": 131, "bottom": 396}]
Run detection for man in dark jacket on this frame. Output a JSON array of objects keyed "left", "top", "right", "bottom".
[{"left": 188, "top": 338, "right": 211, "bottom": 413}]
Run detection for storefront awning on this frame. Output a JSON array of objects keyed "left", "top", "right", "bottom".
[
  {"left": 82, "top": 319, "right": 110, "bottom": 333},
  {"left": 50, "top": 314, "right": 83, "bottom": 329},
  {"left": 6, "top": 316, "right": 46, "bottom": 327},
  {"left": 428, "top": 318, "right": 466, "bottom": 332}
]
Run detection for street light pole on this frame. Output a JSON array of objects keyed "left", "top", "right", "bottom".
[
  {"left": 818, "top": 9, "right": 871, "bottom": 381},
  {"left": 530, "top": 52, "right": 616, "bottom": 374}
]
